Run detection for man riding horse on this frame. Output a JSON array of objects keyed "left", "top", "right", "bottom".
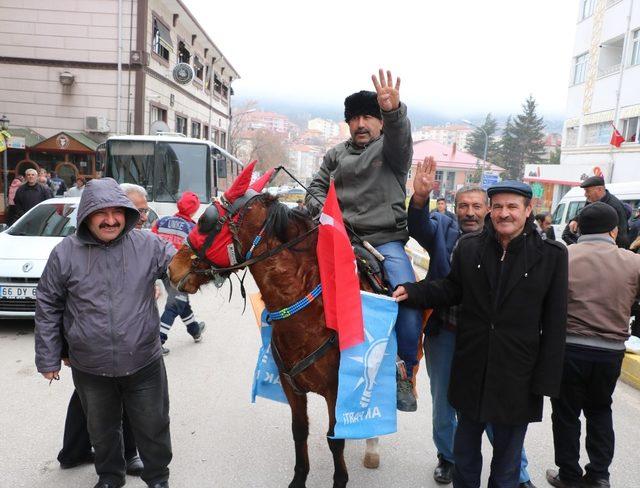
[{"left": 305, "top": 69, "right": 421, "bottom": 412}]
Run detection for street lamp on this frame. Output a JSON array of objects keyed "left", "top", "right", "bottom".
[
  {"left": 0, "top": 114, "right": 9, "bottom": 208},
  {"left": 462, "top": 118, "right": 488, "bottom": 186}
]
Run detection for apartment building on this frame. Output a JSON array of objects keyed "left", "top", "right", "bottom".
[{"left": 412, "top": 123, "right": 473, "bottom": 148}]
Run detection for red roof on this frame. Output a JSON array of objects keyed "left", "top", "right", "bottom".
[{"left": 412, "top": 140, "right": 504, "bottom": 172}]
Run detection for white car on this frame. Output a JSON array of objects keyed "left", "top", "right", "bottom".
[{"left": 0, "top": 197, "right": 159, "bottom": 319}]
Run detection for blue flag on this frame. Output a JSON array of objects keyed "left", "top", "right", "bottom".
[
  {"left": 333, "top": 291, "right": 398, "bottom": 439},
  {"left": 251, "top": 310, "right": 288, "bottom": 404}
]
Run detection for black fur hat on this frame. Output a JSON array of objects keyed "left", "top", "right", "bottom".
[{"left": 344, "top": 91, "right": 381, "bottom": 122}]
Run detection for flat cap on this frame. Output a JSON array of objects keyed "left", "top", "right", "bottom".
[
  {"left": 577, "top": 201, "right": 618, "bottom": 234},
  {"left": 580, "top": 175, "right": 605, "bottom": 188},
  {"left": 487, "top": 180, "right": 533, "bottom": 199}
]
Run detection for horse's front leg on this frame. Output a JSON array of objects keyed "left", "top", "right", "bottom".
[
  {"left": 283, "top": 384, "right": 310, "bottom": 488},
  {"left": 364, "top": 437, "right": 380, "bottom": 469},
  {"left": 325, "top": 389, "right": 348, "bottom": 488}
]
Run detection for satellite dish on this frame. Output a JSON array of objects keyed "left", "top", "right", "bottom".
[
  {"left": 150, "top": 120, "right": 170, "bottom": 135},
  {"left": 173, "top": 63, "right": 194, "bottom": 84}
]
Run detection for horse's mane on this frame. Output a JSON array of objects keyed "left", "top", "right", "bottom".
[{"left": 258, "top": 193, "right": 315, "bottom": 244}]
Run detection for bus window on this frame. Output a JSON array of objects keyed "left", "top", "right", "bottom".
[
  {"left": 155, "top": 142, "right": 209, "bottom": 203},
  {"left": 215, "top": 156, "right": 229, "bottom": 192},
  {"left": 566, "top": 201, "right": 586, "bottom": 222},
  {"left": 107, "top": 141, "right": 154, "bottom": 190},
  {"left": 551, "top": 203, "right": 565, "bottom": 225}
]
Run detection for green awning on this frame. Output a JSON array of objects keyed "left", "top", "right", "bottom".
[{"left": 6, "top": 127, "right": 45, "bottom": 148}]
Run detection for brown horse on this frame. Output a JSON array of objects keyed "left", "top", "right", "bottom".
[{"left": 167, "top": 167, "right": 377, "bottom": 487}]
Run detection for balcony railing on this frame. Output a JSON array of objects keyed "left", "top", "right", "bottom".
[
  {"left": 598, "top": 63, "right": 621, "bottom": 77},
  {"left": 606, "top": 0, "right": 622, "bottom": 7}
]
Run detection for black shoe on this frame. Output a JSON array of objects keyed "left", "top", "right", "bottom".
[
  {"left": 147, "top": 482, "right": 169, "bottom": 488},
  {"left": 161, "top": 345, "right": 170, "bottom": 355},
  {"left": 190, "top": 321, "right": 205, "bottom": 342},
  {"left": 59, "top": 451, "right": 94, "bottom": 469},
  {"left": 126, "top": 454, "right": 144, "bottom": 476},
  {"left": 396, "top": 378, "right": 417, "bottom": 412},
  {"left": 519, "top": 481, "right": 537, "bottom": 488},
  {"left": 93, "top": 480, "right": 125, "bottom": 488},
  {"left": 582, "top": 474, "right": 610, "bottom": 487},
  {"left": 433, "top": 456, "right": 453, "bottom": 484},
  {"left": 545, "top": 469, "right": 582, "bottom": 488}
]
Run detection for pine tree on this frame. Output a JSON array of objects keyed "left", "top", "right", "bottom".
[
  {"left": 499, "top": 96, "right": 546, "bottom": 180},
  {"left": 465, "top": 113, "right": 500, "bottom": 163}
]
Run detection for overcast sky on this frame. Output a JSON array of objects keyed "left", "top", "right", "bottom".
[{"left": 183, "top": 0, "right": 580, "bottom": 120}]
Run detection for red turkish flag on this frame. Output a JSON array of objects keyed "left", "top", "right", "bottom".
[
  {"left": 317, "top": 181, "right": 364, "bottom": 350},
  {"left": 610, "top": 126, "right": 625, "bottom": 148}
]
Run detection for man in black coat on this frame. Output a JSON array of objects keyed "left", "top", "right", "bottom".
[
  {"left": 566, "top": 176, "right": 629, "bottom": 248},
  {"left": 394, "top": 180, "right": 568, "bottom": 488},
  {"left": 14, "top": 168, "right": 53, "bottom": 218}
]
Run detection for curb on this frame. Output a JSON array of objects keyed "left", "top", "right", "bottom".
[{"left": 621, "top": 353, "right": 640, "bottom": 391}]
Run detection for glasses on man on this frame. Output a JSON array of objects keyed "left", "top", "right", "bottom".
[{"left": 137, "top": 208, "right": 150, "bottom": 215}]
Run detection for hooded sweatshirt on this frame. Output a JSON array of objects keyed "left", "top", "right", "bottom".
[{"left": 34, "top": 178, "right": 176, "bottom": 376}]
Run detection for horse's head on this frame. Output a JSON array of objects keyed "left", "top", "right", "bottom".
[{"left": 168, "top": 162, "right": 276, "bottom": 293}]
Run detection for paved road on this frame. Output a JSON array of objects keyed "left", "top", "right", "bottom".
[{"left": 2, "top": 277, "right": 640, "bottom": 488}]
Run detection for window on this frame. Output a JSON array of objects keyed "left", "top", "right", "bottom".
[
  {"left": 573, "top": 53, "right": 588, "bottom": 84},
  {"left": 176, "top": 115, "right": 187, "bottom": 136},
  {"left": 155, "top": 142, "right": 208, "bottom": 203},
  {"left": 222, "top": 84, "right": 228, "bottom": 99},
  {"left": 551, "top": 203, "right": 565, "bottom": 225},
  {"left": 214, "top": 74, "right": 222, "bottom": 94},
  {"left": 564, "top": 126, "right": 578, "bottom": 147},
  {"left": 583, "top": 122, "right": 610, "bottom": 145},
  {"left": 150, "top": 105, "right": 167, "bottom": 124},
  {"left": 631, "top": 29, "right": 640, "bottom": 66},
  {"left": 622, "top": 116, "right": 638, "bottom": 143},
  {"left": 8, "top": 203, "right": 78, "bottom": 237},
  {"left": 193, "top": 56, "right": 204, "bottom": 81},
  {"left": 203, "top": 125, "right": 209, "bottom": 141},
  {"left": 581, "top": 0, "right": 595, "bottom": 20},
  {"left": 567, "top": 201, "right": 586, "bottom": 222},
  {"left": 219, "top": 131, "right": 226, "bottom": 148},
  {"left": 177, "top": 41, "right": 190, "bottom": 64},
  {"left": 191, "top": 121, "right": 201, "bottom": 139},
  {"left": 151, "top": 17, "right": 171, "bottom": 61}
]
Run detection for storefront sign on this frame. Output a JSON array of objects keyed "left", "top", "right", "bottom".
[{"left": 7, "top": 136, "right": 25, "bottom": 149}]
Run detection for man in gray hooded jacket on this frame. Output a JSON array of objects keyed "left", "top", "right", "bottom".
[{"left": 35, "top": 178, "right": 175, "bottom": 488}]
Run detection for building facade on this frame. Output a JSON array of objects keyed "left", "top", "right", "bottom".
[
  {"left": 412, "top": 123, "right": 473, "bottom": 148},
  {"left": 0, "top": 0, "right": 238, "bottom": 220}
]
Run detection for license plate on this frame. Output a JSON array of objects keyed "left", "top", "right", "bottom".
[{"left": 0, "top": 285, "right": 37, "bottom": 300}]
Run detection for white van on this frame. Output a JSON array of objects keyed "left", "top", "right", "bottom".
[{"left": 550, "top": 181, "right": 640, "bottom": 242}]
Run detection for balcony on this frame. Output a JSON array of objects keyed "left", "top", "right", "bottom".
[{"left": 599, "top": 63, "right": 621, "bottom": 77}]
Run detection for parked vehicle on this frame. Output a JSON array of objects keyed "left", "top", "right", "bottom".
[{"left": 551, "top": 181, "right": 640, "bottom": 242}]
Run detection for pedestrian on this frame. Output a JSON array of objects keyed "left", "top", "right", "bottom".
[
  {"left": 13, "top": 168, "right": 52, "bottom": 218},
  {"left": 409, "top": 158, "right": 535, "bottom": 488},
  {"left": 50, "top": 171, "right": 68, "bottom": 196},
  {"left": 432, "top": 197, "right": 456, "bottom": 221},
  {"left": 35, "top": 178, "right": 175, "bottom": 488},
  {"left": 394, "top": 180, "right": 568, "bottom": 488},
  {"left": 628, "top": 206, "right": 640, "bottom": 243},
  {"left": 305, "top": 69, "right": 422, "bottom": 411},
  {"left": 6, "top": 174, "right": 24, "bottom": 226},
  {"left": 535, "top": 212, "right": 555, "bottom": 240},
  {"left": 567, "top": 176, "right": 629, "bottom": 248},
  {"left": 120, "top": 183, "right": 152, "bottom": 230},
  {"left": 546, "top": 202, "right": 640, "bottom": 488},
  {"left": 66, "top": 176, "right": 87, "bottom": 197},
  {"left": 152, "top": 191, "right": 206, "bottom": 354}
]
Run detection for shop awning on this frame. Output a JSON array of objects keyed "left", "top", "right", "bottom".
[{"left": 31, "top": 131, "right": 101, "bottom": 153}]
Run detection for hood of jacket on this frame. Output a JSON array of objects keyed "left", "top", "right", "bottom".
[{"left": 76, "top": 178, "right": 140, "bottom": 245}]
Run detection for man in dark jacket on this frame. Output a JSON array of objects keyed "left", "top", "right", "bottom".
[
  {"left": 566, "top": 176, "right": 629, "bottom": 248},
  {"left": 305, "top": 69, "right": 422, "bottom": 411},
  {"left": 35, "top": 178, "right": 175, "bottom": 488},
  {"left": 547, "top": 202, "right": 640, "bottom": 488},
  {"left": 409, "top": 159, "right": 534, "bottom": 487},
  {"left": 394, "top": 180, "right": 568, "bottom": 488},
  {"left": 13, "top": 168, "right": 52, "bottom": 218}
]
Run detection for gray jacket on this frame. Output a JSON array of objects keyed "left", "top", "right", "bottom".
[
  {"left": 35, "top": 178, "right": 175, "bottom": 377},
  {"left": 305, "top": 103, "right": 413, "bottom": 246}
]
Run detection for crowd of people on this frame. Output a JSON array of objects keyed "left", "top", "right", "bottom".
[{"left": 29, "top": 69, "right": 640, "bottom": 488}]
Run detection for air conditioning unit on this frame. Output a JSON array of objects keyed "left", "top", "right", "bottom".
[{"left": 85, "top": 116, "right": 110, "bottom": 133}]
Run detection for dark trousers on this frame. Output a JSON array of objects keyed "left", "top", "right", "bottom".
[
  {"left": 551, "top": 345, "right": 623, "bottom": 482},
  {"left": 72, "top": 358, "right": 172, "bottom": 485},
  {"left": 453, "top": 414, "right": 528, "bottom": 488},
  {"left": 57, "top": 389, "right": 137, "bottom": 464}
]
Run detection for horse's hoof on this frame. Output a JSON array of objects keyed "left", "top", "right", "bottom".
[{"left": 363, "top": 451, "right": 380, "bottom": 469}]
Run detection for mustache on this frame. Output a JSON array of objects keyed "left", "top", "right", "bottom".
[
  {"left": 355, "top": 128, "right": 370, "bottom": 135},
  {"left": 99, "top": 222, "right": 121, "bottom": 230}
]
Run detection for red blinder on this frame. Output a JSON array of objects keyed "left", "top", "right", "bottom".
[{"left": 188, "top": 203, "right": 239, "bottom": 267}]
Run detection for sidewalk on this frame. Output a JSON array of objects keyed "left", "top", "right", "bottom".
[{"left": 406, "top": 240, "right": 640, "bottom": 392}]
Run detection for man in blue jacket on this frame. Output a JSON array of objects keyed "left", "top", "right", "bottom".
[
  {"left": 35, "top": 178, "right": 175, "bottom": 488},
  {"left": 408, "top": 157, "right": 535, "bottom": 488}
]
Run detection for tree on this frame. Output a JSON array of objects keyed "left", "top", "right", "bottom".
[
  {"left": 465, "top": 113, "right": 500, "bottom": 163},
  {"left": 549, "top": 146, "right": 561, "bottom": 164},
  {"left": 499, "top": 96, "right": 546, "bottom": 180},
  {"left": 228, "top": 99, "right": 258, "bottom": 158},
  {"left": 249, "top": 129, "right": 288, "bottom": 174}
]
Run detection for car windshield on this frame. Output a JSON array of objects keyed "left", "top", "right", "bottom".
[
  {"left": 8, "top": 203, "right": 78, "bottom": 237},
  {"left": 154, "top": 142, "right": 208, "bottom": 203}
]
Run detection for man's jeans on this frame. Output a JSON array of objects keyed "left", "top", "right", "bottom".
[
  {"left": 424, "top": 329, "right": 531, "bottom": 483},
  {"left": 375, "top": 241, "right": 422, "bottom": 378},
  {"left": 72, "top": 358, "right": 172, "bottom": 486},
  {"left": 453, "top": 415, "right": 528, "bottom": 488},
  {"left": 551, "top": 345, "right": 623, "bottom": 482}
]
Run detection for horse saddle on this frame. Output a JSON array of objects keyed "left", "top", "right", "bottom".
[{"left": 353, "top": 244, "right": 390, "bottom": 296}]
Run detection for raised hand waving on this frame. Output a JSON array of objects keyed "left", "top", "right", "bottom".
[{"left": 371, "top": 69, "right": 401, "bottom": 112}]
